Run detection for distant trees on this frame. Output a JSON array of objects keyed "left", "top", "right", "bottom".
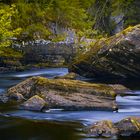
[
  {"left": 6, "top": 0, "right": 94, "bottom": 41},
  {"left": 0, "top": 0, "right": 140, "bottom": 46}
]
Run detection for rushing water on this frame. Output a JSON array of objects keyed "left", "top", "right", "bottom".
[{"left": 0, "top": 68, "right": 140, "bottom": 140}]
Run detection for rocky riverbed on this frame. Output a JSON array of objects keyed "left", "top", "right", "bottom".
[{"left": 0, "top": 68, "right": 140, "bottom": 140}]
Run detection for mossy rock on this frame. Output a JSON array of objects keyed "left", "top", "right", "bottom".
[
  {"left": 85, "top": 120, "right": 118, "bottom": 137},
  {"left": 69, "top": 24, "right": 140, "bottom": 79},
  {"left": 20, "top": 95, "right": 46, "bottom": 111},
  {"left": 85, "top": 117, "right": 140, "bottom": 138},
  {"left": 34, "top": 76, "right": 116, "bottom": 98},
  {"left": 115, "top": 117, "right": 140, "bottom": 136},
  {"left": 6, "top": 76, "right": 118, "bottom": 111}
]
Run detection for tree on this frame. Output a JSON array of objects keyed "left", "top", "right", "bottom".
[
  {"left": 0, "top": 4, "right": 22, "bottom": 48},
  {"left": 1, "top": 0, "right": 139, "bottom": 41},
  {"left": 90, "top": 0, "right": 112, "bottom": 35},
  {"left": 2, "top": 0, "right": 94, "bottom": 41}
]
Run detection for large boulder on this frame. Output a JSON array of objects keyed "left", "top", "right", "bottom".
[
  {"left": 69, "top": 25, "right": 140, "bottom": 79},
  {"left": 6, "top": 76, "right": 118, "bottom": 111}
]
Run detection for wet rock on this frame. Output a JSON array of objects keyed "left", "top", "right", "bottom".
[
  {"left": 7, "top": 77, "right": 36, "bottom": 99},
  {"left": 20, "top": 95, "right": 46, "bottom": 111},
  {"left": 54, "top": 72, "right": 83, "bottom": 80},
  {"left": 0, "top": 41, "right": 76, "bottom": 72},
  {"left": 85, "top": 120, "right": 118, "bottom": 137},
  {"left": 109, "top": 84, "right": 130, "bottom": 93},
  {"left": 0, "top": 94, "right": 8, "bottom": 103},
  {"left": 70, "top": 25, "right": 140, "bottom": 79},
  {"left": 6, "top": 76, "right": 118, "bottom": 111},
  {"left": 85, "top": 117, "right": 140, "bottom": 138},
  {"left": 8, "top": 92, "right": 25, "bottom": 101},
  {"left": 115, "top": 117, "right": 140, "bottom": 136},
  {"left": 19, "top": 42, "right": 76, "bottom": 67}
]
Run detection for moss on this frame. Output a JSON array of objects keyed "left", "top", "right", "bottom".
[
  {"left": 26, "top": 63, "right": 67, "bottom": 69},
  {"left": 130, "top": 118, "right": 140, "bottom": 131},
  {"left": 3, "top": 60, "right": 22, "bottom": 67},
  {"left": 33, "top": 63, "right": 50, "bottom": 68},
  {"left": 55, "top": 72, "right": 78, "bottom": 80},
  {"left": 104, "top": 120, "right": 114, "bottom": 129},
  {"left": 34, "top": 77, "right": 116, "bottom": 98},
  {"left": 51, "top": 34, "right": 66, "bottom": 42}
]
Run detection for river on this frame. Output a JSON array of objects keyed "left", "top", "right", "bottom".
[{"left": 0, "top": 68, "right": 140, "bottom": 140}]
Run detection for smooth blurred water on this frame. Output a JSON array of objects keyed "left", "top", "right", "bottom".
[{"left": 0, "top": 68, "right": 140, "bottom": 140}]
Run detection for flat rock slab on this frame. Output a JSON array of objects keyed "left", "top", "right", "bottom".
[{"left": 6, "top": 76, "right": 118, "bottom": 111}]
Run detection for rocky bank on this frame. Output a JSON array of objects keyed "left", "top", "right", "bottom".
[{"left": 70, "top": 25, "right": 140, "bottom": 79}]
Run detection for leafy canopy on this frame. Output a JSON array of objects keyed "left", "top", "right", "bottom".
[{"left": 0, "top": 4, "right": 22, "bottom": 48}]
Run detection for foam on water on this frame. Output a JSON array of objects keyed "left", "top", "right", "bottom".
[
  {"left": 2, "top": 110, "right": 140, "bottom": 125},
  {"left": 0, "top": 88, "right": 5, "bottom": 94},
  {"left": 13, "top": 68, "right": 68, "bottom": 78}
]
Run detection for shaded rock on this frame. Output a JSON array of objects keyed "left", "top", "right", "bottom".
[
  {"left": 0, "top": 41, "right": 76, "bottom": 72},
  {"left": 85, "top": 120, "right": 118, "bottom": 137},
  {"left": 54, "top": 72, "right": 83, "bottom": 80},
  {"left": 6, "top": 76, "right": 118, "bottom": 111},
  {"left": 7, "top": 77, "right": 36, "bottom": 99},
  {"left": 70, "top": 25, "right": 140, "bottom": 79},
  {"left": 115, "top": 117, "right": 140, "bottom": 136},
  {"left": 18, "top": 42, "right": 76, "bottom": 67},
  {"left": 0, "top": 94, "right": 8, "bottom": 103},
  {"left": 20, "top": 95, "right": 46, "bottom": 111},
  {"left": 8, "top": 92, "right": 25, "bottom": 101}
]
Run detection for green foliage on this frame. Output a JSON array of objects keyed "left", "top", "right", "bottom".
[
  {"left": 109, "top": 0, "right": 140, "bottom": 31},
  {"left": 0, "top": 0, "right": 140, "bottom": 41},
  {"left": 0, "top": 47, "right": 23, "bottom": 59},
  {"left": 51, "top": 33, "right": 66, "bottom": 42},
  {"left": 1, "top": 0, "right": 94, "bottom": 41},
  {"left": 3, "top": 59, "right": 21, "bottom": 67},
  {"left": 12, "top": 1, "right": 51, "bottom": 41},
  {"left": 0, "top": 4, "right": 22, "bottom": 48},
  {"left": 111, "top": 0, "right": 134, "bottom": 15},
  {"left": 88, "top": 0, "right": 113, "bottom": 35},
  {"left": 111, "top": 0, "right": 137, "bottom": 28}
]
